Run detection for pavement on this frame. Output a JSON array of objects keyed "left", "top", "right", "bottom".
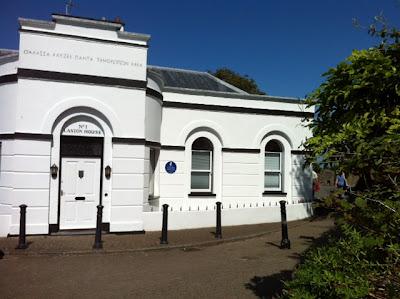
[
  {"left": 1, "top": 218, "right": 322, "bottom": 256},
  {"left": 0, "top": 217, "right": 335, "bottom": 299}
]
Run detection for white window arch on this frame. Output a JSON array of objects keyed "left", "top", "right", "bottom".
[
  {"left": 264, "top": 140, "right": 283, "bottom": 191},
  {"left": 185, "top": 131, "right": 222, "bottom": 196},
  {"left": 260, "top": 134, "right": 291, "bottom": 195},
  {"left": 191, "top": 137, "right": 213, "bottom": 192}
]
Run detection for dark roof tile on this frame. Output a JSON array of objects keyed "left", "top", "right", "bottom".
[{"left": 148, "top": 66, "right": 242, "bottom": 93}]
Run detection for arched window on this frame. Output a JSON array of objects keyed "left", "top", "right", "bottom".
[
  {"left": 264, "top": 140, "right": 283, "bottom": 191},
  {"left": 191, "top": 137, "right": 213, "bottom": 191}
]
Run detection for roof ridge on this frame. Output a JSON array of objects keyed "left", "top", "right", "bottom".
[{"left": 204, "top": 72, "right": 248, "bottom": 95}]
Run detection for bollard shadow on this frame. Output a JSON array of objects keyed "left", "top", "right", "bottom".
[
  {"left": 210, "top": 231, "right": 216, "bottom": 237},
  {"left": 287, "top": 252, "right": 301, "bottom": 261},
  {"left": 15, "top": 241, "right": 33, "bottom": 250},
  {"left": 266, "top": 241, "right": 280, "bottom": 248},
  {"left": 246, "top": 227, "right": 339, "bottom": 297},
  {"left": 299, "top": 235, "right": 315, "bottom": 240},
  {"left": 245, "top": 270, "right": 293, "bottom": 299}
]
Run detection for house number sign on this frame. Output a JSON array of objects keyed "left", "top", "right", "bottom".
[{"left": 62, "top": 121, "right": 104, "bottom": 137}]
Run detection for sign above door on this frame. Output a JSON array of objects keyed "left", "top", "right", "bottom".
[{"left": 62, "top": 121, "right": 104, "bottom": 137}]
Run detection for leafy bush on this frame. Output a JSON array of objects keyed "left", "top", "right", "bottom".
[
  {"left": 283, "top": 225, "right": 383, "bottom": 299},
  {"left": 283, "top": 19, "right": 400, "bottom": 299}
]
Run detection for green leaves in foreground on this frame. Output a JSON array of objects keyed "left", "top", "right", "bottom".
[
  {"left": 303, "top": 36, "right": 400, "bottom": 186},
  {"left": 285, "top": 23, "right": 400, "bottom": 299},
  {"left": 283, "top": 225, "right": 396, "bottom": 299}
]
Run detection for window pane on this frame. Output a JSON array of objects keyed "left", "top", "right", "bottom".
[
  {"left": 265, "top": 173, "right": 280, "bottom": 188},
  {"left": 265, "top": 153, "right": 280, "bottom": 170},
  {"left": 265, "top": 140, "right": 282, "bottom": 152},
  {"left": 191, "top": 172, "right": 210, "bottom": 189},
  {"left": 192, "top": 151, "right": 211, "bottom": 170}
]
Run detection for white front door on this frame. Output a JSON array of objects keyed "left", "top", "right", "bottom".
[{"left": 60, "top": 157, "right": 101, "bottom": 230}]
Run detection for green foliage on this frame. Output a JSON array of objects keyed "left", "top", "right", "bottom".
[
  {"left": 284, "top": 21, "right": 400, "bottom": 298},
  {"left": 283, "top": 224, "right": 399, "bottom": 299},
  {"left": 209, "top": 68, "right": 266, "bottom": 95},
  {"left": 303, "top": 17, "right": 400, "bottom": 188},
  {"left": 304, "top": 41, "right": 400, "bottom": 186}
]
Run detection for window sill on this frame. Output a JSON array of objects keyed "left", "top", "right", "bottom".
[
  {"left": 262, "top": 191, "right": 287, "bottom": 196},
  {"left": 188, "top": 192, "right": 216, "bottom": 197}
]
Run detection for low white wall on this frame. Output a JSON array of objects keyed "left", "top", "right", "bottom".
[{"left": 143, "top": 202, "right": 313, "bottom": 231}]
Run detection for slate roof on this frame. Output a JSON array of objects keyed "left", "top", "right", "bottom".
[
  {"left": 0, "top": 49, "right": 18, "bottom": 58},
  {"left": 148, "top": 66, "right": 246, "bottom": 94}
]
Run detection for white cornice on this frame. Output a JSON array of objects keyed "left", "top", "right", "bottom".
[
  {"left": 52, "top": 14, "right": 122, "bottom": 31},
  {"left": 19, "top": 18, "right": 56, "bottom": 30}
]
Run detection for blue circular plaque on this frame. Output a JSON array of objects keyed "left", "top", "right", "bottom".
[{"left": 165, "top": 161, "right": 177, "bottom": 174}]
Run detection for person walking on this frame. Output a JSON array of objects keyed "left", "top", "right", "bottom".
[{"left": 335, "top": 170, "right": 348, "bottom": 191}]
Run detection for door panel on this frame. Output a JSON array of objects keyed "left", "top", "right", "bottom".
[{"left": 60, "top": 157, "right": 101, "bottom": 230}]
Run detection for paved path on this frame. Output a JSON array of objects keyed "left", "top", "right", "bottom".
[
  {"left": 1, "top": 219, "right": 307, "bottom": 256},
  {"left": 0, "top": 217, "right": 333, "bottom": 298}
]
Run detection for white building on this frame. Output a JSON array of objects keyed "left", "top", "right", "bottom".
[{"left": 0, "top": 14, "right": 314, "bottom": 237}]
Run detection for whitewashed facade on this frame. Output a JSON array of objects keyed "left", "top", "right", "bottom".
[{"left": 0, "top": 14, "right": 314, "bottom": 237}]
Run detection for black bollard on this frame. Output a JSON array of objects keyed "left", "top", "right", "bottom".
[
  {"left": 160, "top": 204, "right": 169, "bottom": 244},
  {"left": 16, "top": 204, "right": 28, "bottom": 249},
  {"left": 279, "top": 200, "right": 291, "bottom": 249},
  {"left": 93, "top": 205, "right": 104, "bottom": 249},
  {"left": 215, "top": 201, "right": 222, "bottom": 239}
]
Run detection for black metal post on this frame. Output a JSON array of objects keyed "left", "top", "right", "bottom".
[
  {"left": 93, "top": 204, "right": 103, "bottom": 249},
  {"left": 160, "top": 204, "right": 169, "bottom": 244},
  {"left": 279, "top": 200, "right": 291, "bottom": 249},
  {"left": 215, "top": 201, "right": 222, "bottom": 239},
  {"left": 16, "top": 204, "right": 28, "bottom": 249}
]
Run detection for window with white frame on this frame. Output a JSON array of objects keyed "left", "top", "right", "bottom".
[
  {"left": 264, "top": 140, "right": 283, "bottom": 191},
  {"left": 191, "top": 137, "right": 213, "bottom": 192}
]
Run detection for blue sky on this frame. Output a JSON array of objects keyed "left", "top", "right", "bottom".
[{"left": 1, "top": 0, "right": 400, "bottom": 98}]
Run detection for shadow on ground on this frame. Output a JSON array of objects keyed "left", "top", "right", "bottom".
[
  {"left": 245, "top": 270, "right": 292, "bottom": 299},
  {"left": 246, "top": 217, "right": 337, "bottom": 298}
]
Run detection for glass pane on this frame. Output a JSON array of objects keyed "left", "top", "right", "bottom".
[
  {"left": 265, "top": 140, "right": 282, "bottom": 152},
  {"left": 191, "top": 172, "right": 210, "bottom": 189},
  {"left": 265, "top": 173, "right": 280, "bottom": 188},
  {"left": 192, "top": 151, "right": 211, "bottom": 170},
  {"left": 192, "top": 137, "right": 213, "bottom": 150},
  {"left": 265, "top": 153, "right": 280, "bottom": 170}
]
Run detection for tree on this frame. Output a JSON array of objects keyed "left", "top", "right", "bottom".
[
  {"left": 284, "top": 21, "right": 400, "bottom": 298},
  {"left": 210, "top": 68, "right": 266, "bottom": 95},
  {"left": 304, "top": 24, "right": 400, "bottom": 190}
]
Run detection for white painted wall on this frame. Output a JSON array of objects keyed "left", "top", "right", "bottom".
[
  {"left": 143, "top": 203, "right": 313, "bottom": 231},
  {"left": 0, "top": 59, "right": 18, "bottom": 76},
  {"left": 163, "top": 92, "right": 313, "bottom": 114},
  {"left": 144, "top": 95, "right": 162, "bottom": 143},
  {"left": 161, "top": 107, "right": 311, "bottom": 149},
  {"left": 292, "top": 154, "right": 313, "bottom": 202},
  {"left": 0, "top": 82, "right": 18, "bottom": 133},
  {"left": 111, "top": 143, "right": 147, "bottom": 231},
  {"left": 0, "top": 14, "right": 314, "bottom": 236},
  {"left": 16, "top": 79, "right": 146, "bottom": 137},
  {"left": 0, "top": 139, "right": 51, "bottom": 235}
]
